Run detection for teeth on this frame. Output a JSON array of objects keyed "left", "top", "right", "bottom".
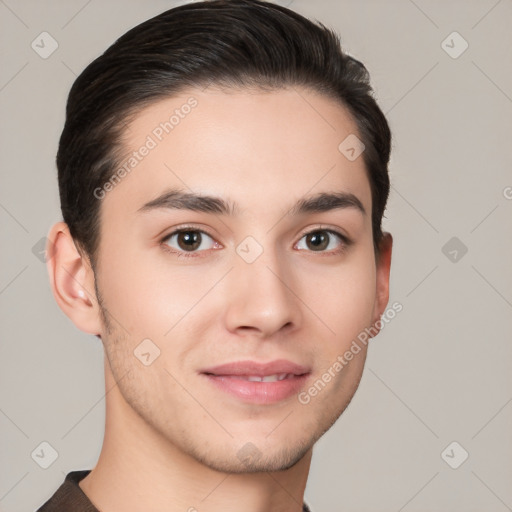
[{"left": 245, "top": 373, "right": 289, "bottom": 382}]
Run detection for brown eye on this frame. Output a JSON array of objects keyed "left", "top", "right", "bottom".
[
  {"left": 305, "top": 231, "right": 329, "bottom": 251},
  {"left": 296, "top": 229, "right": 347, "bottom": 253},
  {"left": 176, "top": 231, "right": 202, "bottom": 251},
  {"left": 163, "top": 229, "right": 216, "bottom": 254}
]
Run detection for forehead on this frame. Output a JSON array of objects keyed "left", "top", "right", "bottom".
[{"left": 101, "top": 86, "right": 372, "bottom": 222}]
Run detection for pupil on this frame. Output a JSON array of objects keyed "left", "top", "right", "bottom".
[
  {"left": 309, "top": 231, "right": 327, "bottom": 250},
  {"left": 179, "top": 231, "right": 200, "bottom": 251}
]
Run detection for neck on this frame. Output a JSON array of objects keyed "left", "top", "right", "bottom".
[{"left": 79, "top": 357, "right": 312, "bottom": 512}]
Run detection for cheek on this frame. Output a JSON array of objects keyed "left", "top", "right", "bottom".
[
  {"left": 98, "top": 242, "right": 218, "bottom": 342},
  {"left": 302, "top": 251, "right": 377, "bottom": 342}
]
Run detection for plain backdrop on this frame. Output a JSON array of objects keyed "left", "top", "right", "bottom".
[{"left": 1, "top": 1, "right": 511, "bottom": 511}]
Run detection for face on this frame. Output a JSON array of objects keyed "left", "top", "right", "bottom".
[{"left": 90, "top": 86, "right": 390, "bottom": 473}]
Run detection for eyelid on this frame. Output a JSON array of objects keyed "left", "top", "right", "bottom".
[
  {"left": 161, "top": 223, "right": 217, "bottom": 241},
  {"left": 296, "top": 224, "right": 352, "bottom": 245}
]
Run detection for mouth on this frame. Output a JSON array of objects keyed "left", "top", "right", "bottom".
[
  {"left": 222, "top": 373, "right": 297, "bottom": 382},
  {"left": 200, "top": 360, "right": 311, "bottom": 404}
]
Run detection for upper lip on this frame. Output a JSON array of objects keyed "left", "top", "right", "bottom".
[{"left": 201, "top": 359, "right": 310, "bottom": 377}]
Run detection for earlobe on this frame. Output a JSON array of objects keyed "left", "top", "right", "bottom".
[
  {"left": 46, "top": 222, "right": 103, "bottom": 336},
  {"left": 371, "top": 232, "right": 393, "bottom": 333}
]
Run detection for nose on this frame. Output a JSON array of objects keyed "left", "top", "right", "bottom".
[{"left": 223, "top": 250, "right": 302, "bottom": 339}]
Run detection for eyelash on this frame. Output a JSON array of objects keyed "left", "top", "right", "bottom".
[{"left": 159, "top": 224, "right": 351, "bottom": 259}]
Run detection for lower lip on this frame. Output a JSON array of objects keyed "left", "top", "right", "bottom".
[{"left": 202, "top": 374, "right": 309, "bottom": 404}]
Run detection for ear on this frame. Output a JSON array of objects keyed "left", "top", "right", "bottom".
[
  {"left": 370, "top": 232, "right": 393, "bottom": 335},
  {"left": 46, "top": 221, "right": 103, "bottom": 336}
]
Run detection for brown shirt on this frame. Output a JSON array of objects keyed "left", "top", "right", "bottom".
[
  {"left": 36, "top": 470, "right": 313, "bottom": 511},
  {"left": 36, "top": 471, "right": 97, "bottom": 511}
]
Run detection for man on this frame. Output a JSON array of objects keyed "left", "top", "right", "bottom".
[{"left": 38, "top": 0, "right": 392, "bottom": 510}]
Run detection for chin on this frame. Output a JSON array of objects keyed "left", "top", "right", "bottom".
[{"left": 188, "top": 437, "right": 313, "bottom": 474}]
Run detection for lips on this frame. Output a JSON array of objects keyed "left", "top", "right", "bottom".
[{"left": 200, "top": 359, "right": 310, "bottom": 404}]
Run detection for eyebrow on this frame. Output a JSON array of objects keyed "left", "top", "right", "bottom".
[{"left": 137, "top": 188, "right": 366, "bottom": 217}]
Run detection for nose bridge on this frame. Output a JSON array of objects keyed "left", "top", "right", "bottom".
[{"left": 223, "top": 235, "right": 300, "bottom": 337}]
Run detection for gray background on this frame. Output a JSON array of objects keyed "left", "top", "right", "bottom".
[{"left": 1, "top": 1, "right": 511, "bottom": 511}]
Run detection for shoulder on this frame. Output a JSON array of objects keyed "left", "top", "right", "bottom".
[{"left": 35, "top": 470, "right": 97, "bottom": 512}]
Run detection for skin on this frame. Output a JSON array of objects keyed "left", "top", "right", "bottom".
[{"left": 47, "top": 85, "right": 392, "bottom": 512}]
